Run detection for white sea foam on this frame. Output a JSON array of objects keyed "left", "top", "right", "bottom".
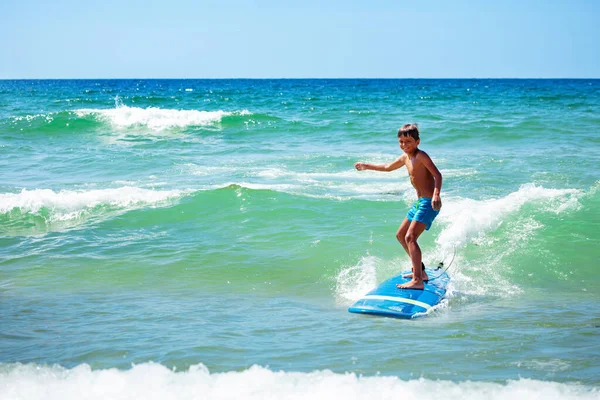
[
  {"left": 435, "top": 184, "right": 581, "bottom": 250},
  {"left": 74, "top": 106, "right": 250, "bottom": 130},
  {"left": 334, "top": 255, "right": 379, "bottom": 304},
  {"left": 429, "top": 184, "right": 582, "bottom": 298},
  {"left": 0, "top": 187, "right": 187, "bottom": 224},
  {"left": 0, "top": 363, "right": 596, "bottom": 400}
]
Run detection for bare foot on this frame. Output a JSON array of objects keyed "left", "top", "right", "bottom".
[
  {"left": 402, "top": 271, "right": 429, "bottom": 281},
  {"left": 396, "top": 279, "right": 425, "bottom": 290}
]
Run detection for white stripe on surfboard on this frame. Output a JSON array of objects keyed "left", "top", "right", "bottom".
[{"left": 359, "top": 295, "right": 432, "bottom": 311}]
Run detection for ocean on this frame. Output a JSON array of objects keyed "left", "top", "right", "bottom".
[{"left": 1, "top": 79, "right": 599, "bottom": 399}]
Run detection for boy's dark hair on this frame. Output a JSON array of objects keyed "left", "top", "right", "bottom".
[{"left": 398, "top": 123, "right": 420, "bottom": 140}]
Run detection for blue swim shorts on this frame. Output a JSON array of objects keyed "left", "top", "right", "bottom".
[{"left": 406, "top": 198, "right": 440, "bottom": 230}]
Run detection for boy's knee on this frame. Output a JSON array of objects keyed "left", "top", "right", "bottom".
[
  {"left": 396, "top": 231, "right": 405, "bottom": 243},
  {"left": 405, "top": 232, "right": 417, "bottom": 244}
]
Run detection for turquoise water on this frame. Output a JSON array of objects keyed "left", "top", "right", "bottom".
[{"left": 1, "top": 79, "right": 599, "bottom": 399}]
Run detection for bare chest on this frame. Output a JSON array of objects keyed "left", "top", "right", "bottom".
[
  {"left": 405, "top": 158, "right": 430, "bottom": 183},
  {"left": 405, "top": 158, "right": 419, "bottom": 177}
]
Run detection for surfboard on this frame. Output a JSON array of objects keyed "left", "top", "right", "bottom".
[{"left": 348, "top": 267, "right": 450, "bottom": 319}]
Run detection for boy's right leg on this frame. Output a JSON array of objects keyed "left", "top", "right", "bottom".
[
  {"left": 396, "top": 218, "right": 427, "bottom": 280},
  {"left": 395, "top": 218, "right": 411, "bottom": 257},
  {"left": 397, "top": 220, "right": 428, "bottom": 289}
]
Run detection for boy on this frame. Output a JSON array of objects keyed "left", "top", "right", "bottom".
[{"left": 355, "top": 123, "right": 442, "bottom": 290}]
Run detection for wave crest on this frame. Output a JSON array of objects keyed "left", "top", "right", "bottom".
[
  {"left": 74, "top": 106, "right": 251, "bottom": 130},
  {"left": 436, "top": 184, "right": 581, "bottom": 250},
  {"left": 0, "top": 187, "right": 187, "bottom": 235}
]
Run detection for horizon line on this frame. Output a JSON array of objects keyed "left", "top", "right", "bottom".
[{"left": 1, "top": 77, "right": 599, "bottom": 81}]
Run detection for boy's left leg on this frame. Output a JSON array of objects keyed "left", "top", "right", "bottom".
[{"left": 397, "top": 220, "right": 427, "bottom": 289}]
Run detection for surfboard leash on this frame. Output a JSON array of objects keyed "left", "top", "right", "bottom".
[{"left": 429, "top": 245, "right": 457, "bottom": 281}]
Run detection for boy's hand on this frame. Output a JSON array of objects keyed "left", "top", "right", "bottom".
[
  {"left": 355, "top": 162, "right": 367, "bottom": 171},
  {"left": 432, "top": 195, "right": 442, "bottom": 211}
]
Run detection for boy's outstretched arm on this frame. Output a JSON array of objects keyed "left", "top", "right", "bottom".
[{"left": 355, "top": 155, "right": 405, "bottom": 172}]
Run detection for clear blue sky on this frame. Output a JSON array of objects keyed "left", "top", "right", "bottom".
[{"left": 1, "top": 0, "right": 599, "bottom": 78}]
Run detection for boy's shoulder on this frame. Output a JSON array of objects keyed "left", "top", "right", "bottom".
[
  {"left": 415, "top": 149, "right": 440, "bottom": 170},
  {"left": 416, "top": 149, "right": 432, "bottom": 160}
]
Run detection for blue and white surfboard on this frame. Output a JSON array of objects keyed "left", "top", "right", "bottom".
[{"left": 348, "top": 268, "right": 449, "bottom": 319}]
